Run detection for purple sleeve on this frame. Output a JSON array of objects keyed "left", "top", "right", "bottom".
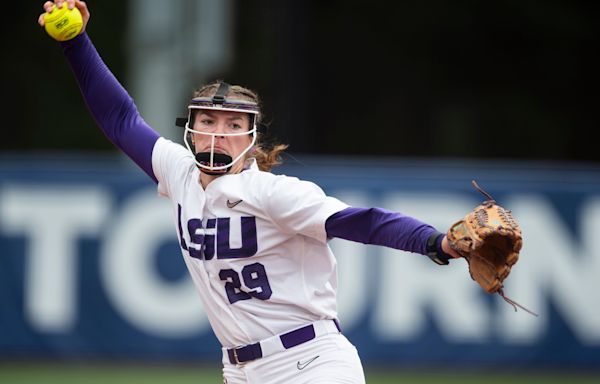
[
  {"left": 60, "top": 33, "right": 160, "bottom": 183},
  {"left": 325, "top": 206, "right": 450, "bottom": 258}
]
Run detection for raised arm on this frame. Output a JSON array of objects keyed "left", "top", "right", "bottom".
[{"left": 39, "top": 0, "right": 160, "bottom": 182}]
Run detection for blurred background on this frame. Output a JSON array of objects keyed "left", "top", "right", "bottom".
[{"left": 1, "top": 0, "right": 600, "bottom": 383}]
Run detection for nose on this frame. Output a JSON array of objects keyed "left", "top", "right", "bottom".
[{"left": 214, "top": 121, "right": 227, "bottom": 137}]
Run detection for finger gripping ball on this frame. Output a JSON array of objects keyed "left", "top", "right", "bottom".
[{"left": 43, "top": 4, "right": 83, "bottom": 42}]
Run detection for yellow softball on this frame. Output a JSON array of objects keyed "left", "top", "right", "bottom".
[{"left": 43, "top": 4, "right": 83, "bottom": 42}]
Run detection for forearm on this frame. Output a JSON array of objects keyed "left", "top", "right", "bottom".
[
  {"left": 61, "top": 32, "right": 159, "bottom": 182},
  {"left": 325, "top": 207, "right": 452, "bottom": 261}
]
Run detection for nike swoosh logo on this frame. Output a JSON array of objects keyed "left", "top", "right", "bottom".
[
  {"left": 296, "top": 355, "right": 319, "bottom": 370},
  {"left": 226, "top": 199, "right": 243, "bottom": 209}
]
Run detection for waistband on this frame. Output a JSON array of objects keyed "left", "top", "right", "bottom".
[{"left": 222, "top": 319, "right": 342, "bottom": 365}]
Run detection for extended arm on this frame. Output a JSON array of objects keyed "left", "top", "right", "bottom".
[{"left": 325, "top": 207, "right": 456, "bottom": 264}]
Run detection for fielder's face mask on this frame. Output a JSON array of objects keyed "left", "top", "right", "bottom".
[{"left": 177, "top": 82, "right": 259, "bottom": 175}]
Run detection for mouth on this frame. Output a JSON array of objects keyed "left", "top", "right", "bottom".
[{"left": 195, "top": 152, "right": 233, "bottom": 171}]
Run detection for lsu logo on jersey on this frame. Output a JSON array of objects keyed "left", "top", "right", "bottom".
[
  {"left": 176, "top": 204, "right": 258, "bottom": 260},
  {"left": 176, "top": 204, "right": 271, "bottom": 304}
]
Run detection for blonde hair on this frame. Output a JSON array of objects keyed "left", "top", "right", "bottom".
[{"left": 193, "top": 82, "right": 288, "bottom": 171}]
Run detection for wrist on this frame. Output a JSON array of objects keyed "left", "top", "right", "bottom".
[
  {"left": 441, "top": 235, "right": 462, "bottom": 258},
  {"left": 425, "top": 232, "right": 451, "bottom": 265}
]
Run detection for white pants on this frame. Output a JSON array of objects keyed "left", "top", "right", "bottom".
[{"left": 222, "top": 333, "right": 366, "bottom": 384}]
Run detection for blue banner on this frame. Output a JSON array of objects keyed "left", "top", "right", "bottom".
[{"left": 1, "top": 154, "right": 600, "bottom": 369}]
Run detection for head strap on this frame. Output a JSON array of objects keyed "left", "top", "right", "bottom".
[{"left": 212, "top": 82, "right": 231, "bottom": 104}]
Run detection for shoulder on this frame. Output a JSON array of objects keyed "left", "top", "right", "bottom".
[
  {"left": 152, "top": 138, "right": 197, "bottom": 196},
  {"left": 238, "top": 168, "right": 315, "bottom": 190},
  {"left": 249, "top": 171, "right": 329, "bottom": 207},
  {"left": 153, "top": 138, "right": 196, "bottom": 176},
  {"left": 154, "top": 137, "right": 193, "bottom": 162}
]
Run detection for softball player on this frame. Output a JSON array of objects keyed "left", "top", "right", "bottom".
[{"left": 39, "top": 1, "right": 460, "bottom": 383}]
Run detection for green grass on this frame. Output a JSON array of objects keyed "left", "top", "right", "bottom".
[
  {"left": 0, "top": 362, "right": 221, "bottom": 384},
  {"left": 364, "top": 369, "right": 600, "bottom": 384},
  {"left": 0, "top": 362, "right": 598, "bottom": 384}
]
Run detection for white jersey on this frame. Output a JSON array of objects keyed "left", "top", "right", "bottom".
[{"left": 152, "top": 138, "right": 349, "bottom": 348}]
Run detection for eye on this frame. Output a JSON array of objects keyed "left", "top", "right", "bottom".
[
  {"left": 200, "top": 118, "right": 214, "bottom": 125},
  {"left": 232, "top": 123, "right": 242, "bottom": 130}
]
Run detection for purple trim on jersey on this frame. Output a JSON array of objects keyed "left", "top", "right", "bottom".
[
  {"left": 325, "top": 207, "right": 439, "bottom": 255},
  {"left": 61, "top": 33, "right": 160, "bottom": 183}
]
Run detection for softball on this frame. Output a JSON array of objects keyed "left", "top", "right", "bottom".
[{"left": 43, "top": 4, "right": 83, "bottom": 42}]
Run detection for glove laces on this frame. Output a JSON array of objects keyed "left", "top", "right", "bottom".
[{"left": 498, "top": 289, "right": 539, "bottom": 317}]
